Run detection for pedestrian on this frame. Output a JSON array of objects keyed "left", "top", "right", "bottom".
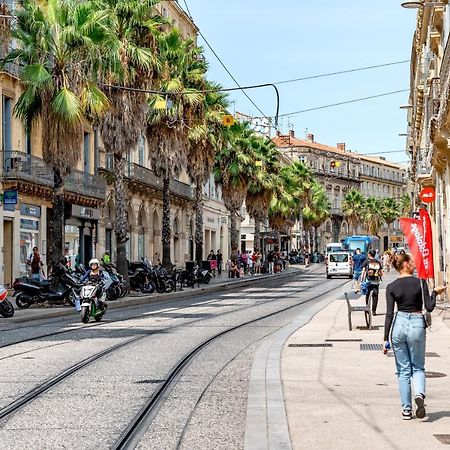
[
  {"left": 267, "top": 251, "right": 274, "bottom": 274},
  {"left": 253, "top": 250, "right": 261, "bottom": 274},
  {"left": 101, "top": 250, "right": 111, "bottom": 267},
  {"left": 229, "top": 258, "right": 240, "bottom": 278},
  {"left": 384, "top": 253, "right": 446, "bottom": 420},
  {"left": 382, "top": 251, "right": 391, "bottom": 272},
  {"left": 351, "top": 248, "right": 366, "bottom": 293},
  {"left": 240, "top": 251, "right": 248, "bottom": 274},
  {"left": 216, "top": 249, "right": 223, "bottom": 275},
  {"left": 207, "top": 250, "right": 215, "bottom": 261},
  {"left": 29, "top": 247, "right": 45, "bottom": 281},
  {"left": 361, "top": 249, "right": 383, "bottom": 315},
  {"left": 247, "top": 251, "right": 254, "bottom": 275}
]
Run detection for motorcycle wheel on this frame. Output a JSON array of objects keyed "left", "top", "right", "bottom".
[
  {"left": 0, "top": 300, "right": 15, "bottom": 318},
  {"left": 119, "top": 283, "right": 129, "bottom": 298},
  {"left": 203, "top": 274, "right": 212, "bottom": 284},
  {"left": 16, "top": 294, "right": 31, "bottom": 309},
  {"left": 67, "top": 291, "right": 76, "bottom": 307},
  {"left": 140, "top": 282, "right": 155, "bottom": 294},
  {"left": 165, "top": 279, "right": 175, "bottom": 293},
  {"left": 81, "top": 306, "right": 90, "bottom": 323},
  {"left": 155, "top": 283, "right": 166, "bottom": 294}
]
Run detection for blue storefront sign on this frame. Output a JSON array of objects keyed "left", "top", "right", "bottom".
[{"left": 3, "top": 190, "right": 18, "bottom": 205}]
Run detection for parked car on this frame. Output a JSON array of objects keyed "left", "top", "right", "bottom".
[{"left": 326, "top": 251, "right": 353, "bottom": 279}]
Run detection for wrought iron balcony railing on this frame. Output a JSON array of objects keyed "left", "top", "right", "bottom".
[
  {"left": 1, "top": 151, "right": 106, "bottom": 199},
  {"left": 104, "top": 155, "right": 194, "bottom": 200}
]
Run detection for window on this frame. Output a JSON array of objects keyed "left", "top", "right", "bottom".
[
  {"left": 299, "top": 155, "right": 306, "bottom": 163},
  {"left": 2, "top": 96, "right": 12, "bottom": 152},
  {"left": 329, "top": 253, "right": 349, "bottom": 263},
  {"left": 94, "top": 129, "right": 99, "bottom": 174},
  {"left": 25, "top": 130, "right": 32, "bottom": 155},
  {"left": 138, "top": 135, "right": 145, "bottom": 166},
  {"left": 83, "top": 132, "right": 90, "bottom": 174}
]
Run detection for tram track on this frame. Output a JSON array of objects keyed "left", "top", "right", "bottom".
[
  {"left": 0, "top": 271, "right": 342, "bottom": 433},
  {"left": 112, "top": 278, "right": 350, "bottom": 449}
]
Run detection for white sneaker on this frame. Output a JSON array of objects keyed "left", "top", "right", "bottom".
[{"left": 402, "top": 410, "right": 412, "bottom": 420}]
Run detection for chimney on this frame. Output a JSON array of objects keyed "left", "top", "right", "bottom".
[
  {"left": 337, "top": 142, "right": 346, "bottom": 152},
  {"left": 289, "top": 129, "right": 295, "bottom": 138},
  {"left": 307, "top": 133, "right": 314, "bottom": 142}
]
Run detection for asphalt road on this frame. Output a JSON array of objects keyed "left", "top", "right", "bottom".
[{"left": 0, "top": 266, "right": 349, "bottom": 449}]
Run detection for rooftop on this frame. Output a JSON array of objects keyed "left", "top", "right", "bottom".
[{"left": 272, "top": 131, "right": 406, "bottom": 170}]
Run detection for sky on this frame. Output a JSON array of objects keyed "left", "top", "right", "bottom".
[{"left": 181, "top": 0, "right": 418, "bottom": 164}]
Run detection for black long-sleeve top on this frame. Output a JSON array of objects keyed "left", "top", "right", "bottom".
[{"left": 384, "top": 276, "right": 437, "bottom": 341}]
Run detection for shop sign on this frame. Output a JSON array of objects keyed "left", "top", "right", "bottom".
[
  {"left": 3, "top": 190, "right": 18, "bottom": 205},
  {"left": 20, "top": 204, "right": 41, "bottom": 217},
  {"left": 207, "top": 217, "right": 215, "bottom": 223},
  {"left": 72, "top": 205, "right": 100, "bottom": 220},
  {"left": 419, "top": 187, "right": 436, "bottom": 203}
]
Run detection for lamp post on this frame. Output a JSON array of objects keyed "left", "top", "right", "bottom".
[{"left": 401, "top": 1, "right": 443, "bottom": 8}]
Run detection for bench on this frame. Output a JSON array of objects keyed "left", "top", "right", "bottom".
[{"left": 344, "top": 291, "right": 372, "bottom": 331}]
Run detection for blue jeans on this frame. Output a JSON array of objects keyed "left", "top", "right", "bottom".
[{"left": 391, "top": 311, "right": 426, "bottom": 411}]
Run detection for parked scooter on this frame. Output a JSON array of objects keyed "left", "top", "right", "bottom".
[
  {"left": 180, "top": 264, "right": 212, "bottom": 287},
  {"left": 145, "top": 259, "right": 175, "bottom": 293},
  {"left": 0, "top": 284, "right": 14, "bottom": 318},
  {"left": 13, "top": 263, "right": 79, "bottom": 309},
  {"left": 128, "top": 259, "right": 155, "bottom": 294},
  {"left": 78, "top": 280, "right": 107, "bottom": 323}
]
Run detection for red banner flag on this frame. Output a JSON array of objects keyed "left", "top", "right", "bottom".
[
  {"left": 419, "top": 208, "right": 434, "bottom": 279},
  {"left": 399, "top": 218, "right": 427, "bottom": 279}
]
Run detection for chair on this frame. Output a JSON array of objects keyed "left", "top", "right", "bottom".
[{"left": 344, "top": 290, "right": 372, "bottom": 331}]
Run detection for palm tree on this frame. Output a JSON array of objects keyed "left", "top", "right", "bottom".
[
  {"left": 399, "top": 194, "right": 412, "bottom": 217},
  {"left": 246, "top": 137, "right": 281, "bottom": 253},
  {"left": 96, "top": 0, "right": 163, "bottom": 276},
  {"left": 214, "top": 121, "right": 256, "bottom": 257},
  {"left": 2, "top": 0, "right": 110, "bottom": 266},
  {"left": 363, "top": 197, "right": 384, "bottom": 236},
  {"left": 147, "top": 28, "right": 206, "bottom": 268},
  {"left": 382, "top": 198, "right": 399, "bottom": 248},
  {"left": 187, "top": 83, "right": 229, "bottom": 263},
  {"left": 342, "top": 189, "right": 366, "bottom": 235}
]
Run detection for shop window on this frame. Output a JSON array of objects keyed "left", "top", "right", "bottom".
[{"left": 19, "top": 218, "right": 39, "bottom": 276}]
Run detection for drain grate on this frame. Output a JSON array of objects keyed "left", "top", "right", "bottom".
[
  {"left": 360, "top": 344, "right": 383, "bottom": 351},
  {"left": 288, "top": 343, "right": 333, "bottom": 348},
  {"left": 434, "top": 435, "right": 450, "bottom": 445},
  {"left": 325, "top": 339, "right": 362, "bottom": 342},
  {"left": 388, "top": 352, "right": 440, "bottom": 358},
  {"left": 425, "top": 371, "right": 447, "bottom": 378},
  {"left": 135, "top": 379, "right": 165, "bottom": 384}
]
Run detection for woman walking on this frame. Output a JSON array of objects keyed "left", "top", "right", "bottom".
[{"left": 384, "top": 253, "right": 446, "bottom": 420}]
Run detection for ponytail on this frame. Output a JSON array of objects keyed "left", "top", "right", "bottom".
[{"left": 393, "top": 253, "right": 411, "bottom": 272}]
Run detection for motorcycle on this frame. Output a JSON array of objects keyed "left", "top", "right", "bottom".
[
  {"left": 78, "top": 280, "right": 107, "bottom": 324},
  {"left": 180, "top": 265, "right": 212, "bottom": 287},
  {"left": 13, "top": 263, "right": 79, "bottom": 309},
  {"left": 128, "top": 260, "right": 155, "bottom": 294},
  {"left": 145, "top": 260, "right": 175, "bottom": 294},
  {"left": 0, "top": 284, "right": 14, "bottom": 318}
]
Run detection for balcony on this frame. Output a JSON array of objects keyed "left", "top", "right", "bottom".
[
  {"left": 1, "top": 151, "right": 106, "bottom": 200},
  {"left": 313, "top": 167, "right": 360, "bottom": 182}
]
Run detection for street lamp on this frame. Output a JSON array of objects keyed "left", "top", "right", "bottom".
[
  {"left": 401, "top": 1, "right": 443, "bottom": 8},
  {"left": 400, "top": 104, "right": 413, "bottom": 109},
  {"left": 399, "top": 133, "right": 408, "bottom": 136}
]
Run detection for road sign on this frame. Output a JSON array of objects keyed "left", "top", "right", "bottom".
[
  {"left": 222, "top": 115, "right": 235, "bottom": 126},
  {"left": 419, "top": 187, "right": 436, "bottom": 203},
  {"left": 3, "top": 190, "right": 18, "bottom": 205}
]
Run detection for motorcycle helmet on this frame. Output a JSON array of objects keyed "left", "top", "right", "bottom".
[{"left": 89, "top": 258, "right": 100, "bottom": 268}]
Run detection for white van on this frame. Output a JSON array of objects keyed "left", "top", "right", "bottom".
[
  {"left": 326, "top": 242, "right": 343, "bottom": 255},
  {"left": 326, "top": 251, "right": 353, "bottom": 279}
]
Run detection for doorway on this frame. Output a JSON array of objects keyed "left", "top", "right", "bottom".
[{"left": 3, "top": 220, "right": 13, "bottom": 286}]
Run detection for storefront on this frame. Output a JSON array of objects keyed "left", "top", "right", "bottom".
[
  {"left": 64, "top": 205, "right": 100, "bottom": 268},
  {"left": 19, "top": 204, "right": 42, "bottom": 276}
]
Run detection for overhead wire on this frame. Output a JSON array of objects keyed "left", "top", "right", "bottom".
[{"left": 180, "top": 0, "right": 278, "bottom": 129}]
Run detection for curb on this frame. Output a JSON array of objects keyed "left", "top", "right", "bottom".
[{"left": 8, "top": 267, "right": 313, "bottom": 324}]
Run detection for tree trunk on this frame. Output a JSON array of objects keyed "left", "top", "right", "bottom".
[
  {"left": 298, "top": 211, "right": 304, "bottom": 250},
  {"left": 387, "top": 223, "right": 391, "bottom": 251},
  {"left": 51, "top": 166, "right": 65, "bottom": 268},
  {"left": 194, "top": 182, "right": 204, "bottom": 264},
  {"left": 309, "top": 227, "right": 314, "bottom": 253},
  {"left": 230, "top": 211, "right": 239, "bottom": 257},
  {"left": 314, "top": 226, "right": 319, "bottom": 253},
  {"left": 253, "top": 218, "right": 261, "bottom": 253},
  {"left": 304, "top": 227, "right": 309, "bottom": 253},
  {"left": 113, "top": 154, "right": 129, "bottom": 278},
  {"left": 162, "top": 176, "right": 172, "bottom": 269}
]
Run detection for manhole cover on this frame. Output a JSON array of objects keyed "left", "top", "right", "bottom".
[
  {"left": 288, "top": 343, "right": 333, "bottom": 348},
  {"left": 425, "top": 372, "right": 447, "bottom": 378},
  {"left": 360, "top": 344, "right": 383, "bottom": 351},
  {"left": 135, "top": 379, "right": 165, "bottom": 384},
  {"left": 356, "top": 326, "right": 381, "bottom": 330},
  {"left": 325, "top": 339, "right": 362, "bottom": 342},
  {"left": 434, "top": 434, "right": 450, "bottom": 445}
]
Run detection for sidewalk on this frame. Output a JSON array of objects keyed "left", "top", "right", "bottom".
[
  {"left": 282, "top": 275, "right": 450, "bottom": 450},
  {"left": 4, "top": 264, "right": 310, "bottom": 324}
]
